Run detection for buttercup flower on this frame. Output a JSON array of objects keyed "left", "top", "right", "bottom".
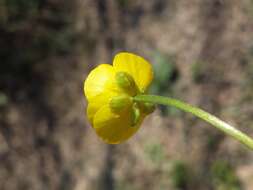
[
  {"left": 83, "top": 53, "right": 253, "bottom": 149},
  {"left": 84, "top": 52, "right": 154, "bottom": 144}
]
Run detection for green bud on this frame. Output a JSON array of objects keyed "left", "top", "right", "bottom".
[
  {"left": 115, "top": 72, "right": 138, "bottom": 96},
  {"left": 131, "top": 103, "right": 141, "bottom": 126},
  {"left": 110, "top": 95, "right": 132, "bottom": 113},
  {"left": 140, "top": 102, "right": 156, "bottom": 114}
]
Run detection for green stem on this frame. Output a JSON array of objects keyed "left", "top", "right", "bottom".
[{"left": 134, "top": 95, "right": 253, "bottom": 150}]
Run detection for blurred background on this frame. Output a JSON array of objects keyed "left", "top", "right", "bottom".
[{"left": 0, "top": 0, "right": 253, "bottom": 189}]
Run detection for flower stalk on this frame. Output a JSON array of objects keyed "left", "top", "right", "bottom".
[{"left": 134, "top": 94, "right": 253, "bottom": 150}]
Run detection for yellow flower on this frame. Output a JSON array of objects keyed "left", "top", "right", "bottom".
[{"left": 84, "top": 52, "right": 154, "bottom": 144}]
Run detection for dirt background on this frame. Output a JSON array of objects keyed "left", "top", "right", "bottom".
[{"left": 0, "top": 0, "right": 253, "bottom": 190}]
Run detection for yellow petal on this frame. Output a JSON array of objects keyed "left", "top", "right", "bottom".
[
  {"left": 93, "top": 105, "right": 144, "bottom": 144},
  {"left": 113, "top": 52, "right": 153, "bottom": 93},
  {"left": 87, "top": 93, "right": 114, "bottom": 123},
  {"left": 84, "top": 64, "right": 118, "bottom": 101}
]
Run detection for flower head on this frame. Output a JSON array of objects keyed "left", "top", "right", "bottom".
[{"left": 84, "top": 52, "right": 154, "bottom": 144}]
